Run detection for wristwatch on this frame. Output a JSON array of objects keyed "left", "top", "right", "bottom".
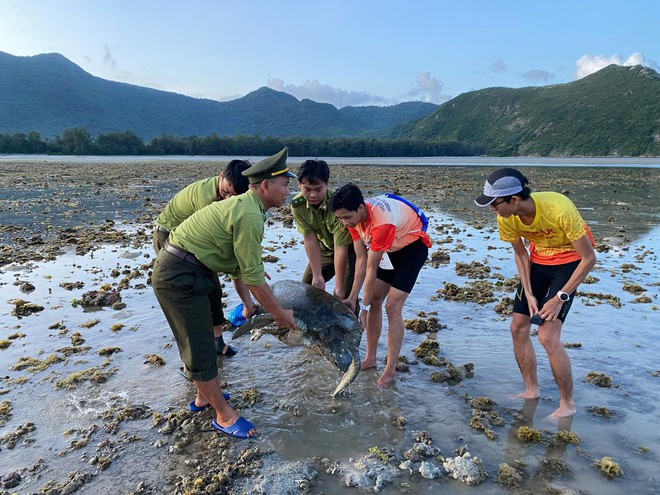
[{"left": 556, "top": 290, "right": 570, "bottom": 302}]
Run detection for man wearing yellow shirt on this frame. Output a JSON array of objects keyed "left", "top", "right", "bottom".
[
  {"left": 151, "top": 148, "right": 297, "bottom": 438},
  {"left": 475, "top": 168, "right": 596, "bottom": 418}
]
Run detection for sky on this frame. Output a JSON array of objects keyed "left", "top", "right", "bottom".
[{"left": 0, "top": 1, "right": 658, "bottom": 107}]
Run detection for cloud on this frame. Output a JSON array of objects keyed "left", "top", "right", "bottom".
[
  {"left": 491, "top": 59, "right": 507, "bottom": 73},
  {"left": 266, "top": 77, "right": 390, "bottom": 106},
  {"left": 522, "top": 69, "right": 555, "bottom": 84},
  {"left": 575, "top": 52, "right": 659, "bottom": 79},
  {"left": 265, "top": 72, "right": 452, "bottom": 107},
  {"left": 103, "top": 45, "right": 117, "bottom": 69},
  {"left": 406, "top": 71, "right": 452, "bottom": 104}
]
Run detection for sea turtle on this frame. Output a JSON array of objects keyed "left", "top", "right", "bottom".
[{"left": 233, "top": 280, "right": 363, "bottom": 397}]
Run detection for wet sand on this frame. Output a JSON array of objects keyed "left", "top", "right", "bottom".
[{"left": 0, "top": 159, "right": 659, "bottom": 494}]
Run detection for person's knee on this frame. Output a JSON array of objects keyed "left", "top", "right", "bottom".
[
  {"left": 537, "top": 329, "right": 562, "bottom": 352},
  {"left": 510, "top": 318, "right": 530, "bottom": 339}
]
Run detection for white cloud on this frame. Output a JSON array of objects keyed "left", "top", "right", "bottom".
[
  {"left": 103, "top": 45, "right": 117, "bottom": 69},
  {"left": 266, "top": 78, "right": 391, "bottom": 107},
  {"left": 575, "top": 52, "right": 659, "bottom": 79},
  {"left": 265, "top": 72, "right": 452, "bottom": 107},
  {"left": 406, "top": 71, "right": 452, "bottom": 104},
  {"left": 522, "top": 69, "right": 555, "bottom": 84},
  {"left": 491, "top": 59, "right": 507, "bottom": 73}
]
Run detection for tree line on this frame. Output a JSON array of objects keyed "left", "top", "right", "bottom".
[{"left": 0, "top": 128, "right": 482, "bottom": 157}]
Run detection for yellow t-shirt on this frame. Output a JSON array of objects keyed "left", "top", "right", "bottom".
[{"left": 498, "top": 191, "right": 593, "bottom": 265}]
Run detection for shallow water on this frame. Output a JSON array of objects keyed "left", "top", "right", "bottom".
[{"left": 1, "top": 162, "right": 659, "bottom": 494}]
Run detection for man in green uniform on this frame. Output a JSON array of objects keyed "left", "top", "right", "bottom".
[
  {"left": 290, "top": 159, "right": 355, "bottom": 300},
  {"left": 153, "top": 159, "right": 250, "bottom": 357},
  {"left": 151, "top": 147, "right": 297, "bottom": 439}
]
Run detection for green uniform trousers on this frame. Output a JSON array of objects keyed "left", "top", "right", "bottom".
[
  {"left": 152, "top": 249, "right": 218, "bottom": 381},
  {"left": 153, "top": 227, "right": 226, "bottom": 326}
]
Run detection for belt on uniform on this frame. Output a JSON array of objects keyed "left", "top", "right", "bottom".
[
  {"left": 155, "top": 225, "right": 169, "bottom": 234},
  {"left": 164, "top": 242, "right": 208, "bottom": 270}
]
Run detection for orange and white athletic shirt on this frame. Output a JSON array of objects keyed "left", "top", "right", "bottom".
[
  {"left": 348, "top": 196, "right": 432, "bottom": 253},
  {"left": 498, "top": 191, "right": 594, "bottom": 265}
]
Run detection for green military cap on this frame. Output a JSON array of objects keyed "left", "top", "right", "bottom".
[{"left": 242, "top": 147, "right": 298, "bottom": 184}]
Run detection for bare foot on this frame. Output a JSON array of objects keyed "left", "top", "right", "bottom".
[
  {"left": 377, "top": 373, "right": 396, "bottom": 388},
  {"left": 516, "top": 389, "right": 540, "bottom": 400},
  {"left": 547, "top": 405, "right": 576, "bottom": 419},
  {"left": 361, "top": 359, "right": 377, "bottom": 370}
]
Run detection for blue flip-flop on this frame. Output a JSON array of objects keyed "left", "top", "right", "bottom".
[
  {"left": 188, "top": 392, "right": 231, "bottom": 412},
  {"left": 211, "top": 416, "right": 255, "bottom": 439}
]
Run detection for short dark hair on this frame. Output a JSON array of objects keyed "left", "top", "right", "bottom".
[
  {"left": 224, "top": 159, "right": 251, "bottom": 194},
  {"left": 329, "top": 183, "right": 364, "bottom": 212},
  {"left": 297, "top": 159, "right": 330, "bottom": 185},
  {"left": 502, "top": 186, "right": 532, "bottom": 202}
]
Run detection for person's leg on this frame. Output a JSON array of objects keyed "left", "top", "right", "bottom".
[
  {"left": 537, "top": 319, "right": 575, "bottom": 417},
  {"left": 208, "top": 273, "right": 235, "bottom": 356},
  {"left": 378, "top": 287, "right": 410, "bottom": 386},
  {"left": 361, "top": 278, "right": 391, "bottom": 370},
  {"left": 193, "top": 378, "right": 256, "bottom": 436},
  {"left": 510, "top": 312, "right": 540, "bottom": 399}
]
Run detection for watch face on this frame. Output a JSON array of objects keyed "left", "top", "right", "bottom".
[{"left": 559, "top": 292, "right": 569, "bottom": 301}]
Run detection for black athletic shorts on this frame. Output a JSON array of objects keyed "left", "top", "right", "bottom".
[
  {"left": 512, "top": 259, "right": 580, "bottom": 323},
  {"left": 376, "top": 238, "right": 428, "bottom": 294}
]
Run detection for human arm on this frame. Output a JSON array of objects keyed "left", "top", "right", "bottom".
[
  {"left": 248, "top": 282, "right": 297, "bottom": 329},
  {"left": 342, "top": 239, "right": 367, "bottom": 312},
  {"left": 232, "top": 278, "right": 256, "bottom": 319},
  {"left": 332, "top": 244, "right": 349, "bottom": 299},
  {"left": 537, "top": 235, "right": 597, "bottom": 321},
  {"left": 511, "top": 239, "right": 538, "bottom": 316},
  {"left": 303, "top": 233, "right": 325, "bottom": 291}
]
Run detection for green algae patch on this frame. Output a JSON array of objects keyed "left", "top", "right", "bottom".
[
  {"left": 144, "top": 354, "right": 166, "bottom": 366},
  {"left": 0, "top": 421, "right": 36, "bottom": 449},
  {"left": 79, "top": 318, "right": 101, "bottom": 328},
  {"left": 10, "top": 299, "right": 45, "bottom": 317},
  {"left": 0, "top": 399, "right": 12, "bottom": 426},
  {"left": 10, "top": 354, "right": 63, "bottom": 373},
  {"left": 0, "top": 339, "right": 12, "bottom": 350},
  {"left": 585, "top": 371, "right": 613, "bottom": 387},
  {"left": 455, "top": 260, "right": 491, "bottom": 279},
  {"left": 549, "top": 430, "right": 581, "bottom": 446},
  {"left": 110, "top": 323, "right": 125, "bottom": 332},
  {"left": 596, "top": 456, "right": 624, "bottom": 478},
  {"left": 430, "top": 249, "right": 450, "bottom": 267},
  {"left": 413, "top": 339, "right": 440, "bottom": 365},
  {"left": 241, "top": 387, "right": 261, "bottom": 407},
  {"left": 495, "top": 462, "right": 525, "bottom": 488},
  {"left": 98, "top": 347, "right": 122, "bottom": 356},
  {"left": 404, "top": 317, "right": 444, "bottom": 334},
  {"left": 55, "top": 366, "right": 117, "bottom": 389},
  {"left": 432, "top": 280, "right": 496, "bottom": 304},
  {"left": 516, "top": 425, "right": 543, "bottom": 443}
]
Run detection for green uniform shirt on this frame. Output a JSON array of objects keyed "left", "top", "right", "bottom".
[
  {"left": 168, "top": 190, "right": 267, "bottom": 286},
  {"left": 291, "top": 190, "right": 352, "bottom": 250},
  {"left": 156, "top": 176, "right": 220, "bottom": 231}
]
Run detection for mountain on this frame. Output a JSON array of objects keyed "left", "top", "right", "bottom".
[
  {"left": 391, "top": 64, "right": 660, "bottom": 156},
  {"left": 0, "top": 52, "right": 437, "bottom": 139}
]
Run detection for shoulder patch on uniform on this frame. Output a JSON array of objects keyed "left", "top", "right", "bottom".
[{"left": 291, "top": 196, "right": 307, "bottom": 208}]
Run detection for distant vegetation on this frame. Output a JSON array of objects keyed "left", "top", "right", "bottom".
[
  {"left": 1, "top": 51, "right": 658, "bottom": 157},
  {"left": 0, "top": 128, "right": 481, "bottom": 157},
  {"left": 391, "top": 64, "right": 660, "bottom": 157}
]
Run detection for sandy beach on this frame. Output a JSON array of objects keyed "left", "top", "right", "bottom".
[{"left": 1, "top": 158, "right": 658, "bottom": 494}]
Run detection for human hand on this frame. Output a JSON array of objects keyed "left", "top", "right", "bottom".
[
  {"left": 274, "top": 309, "right": 297, "bottom": 330},
  {"left": 341, "top": 298, "right": 356, "bottom": 312},
  {"left": 311, "top": 275, "right": 326, "bottom": 291},
  {"left": 242, "top": 301, "right": 256, "bottom": 320},
  {"left": 264, "top": 271, "right": 271, "bottom": 280},
  {"left": 538, "top": 297, "right": 563, "bottom": 322}
]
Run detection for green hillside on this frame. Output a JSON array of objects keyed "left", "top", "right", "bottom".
[
  {"left": 392, "top": 64, "right": 660, "bottom": 156},
  {"left": 0, "top": 52, "right": 437, "bottom": 139}
]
